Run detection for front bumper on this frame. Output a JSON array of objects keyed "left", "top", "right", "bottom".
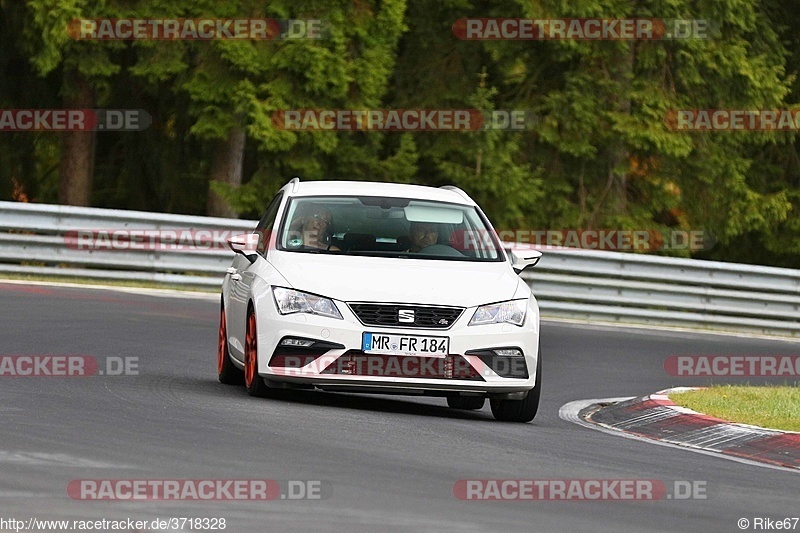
[{"left": 253, "top": 295, "right": 540, "bottom": 396}]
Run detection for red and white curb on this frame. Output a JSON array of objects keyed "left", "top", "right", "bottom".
[{"left": 560, "top": 388, "right": 800, "bottom": 473}]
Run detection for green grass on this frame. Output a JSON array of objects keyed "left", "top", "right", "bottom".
[{"left": 669, "top": 385, "right": 800, "bottom": 432}]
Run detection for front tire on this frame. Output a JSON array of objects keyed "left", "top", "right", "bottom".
[
  {"left": 490, "top": 346, "right": 542, "bottom": 422},
  {"left": 244, "top": 308, "right": 271, "bottom": 397},
  {"left": 218, "top": 302, "right": 243, "bottom": 385}
]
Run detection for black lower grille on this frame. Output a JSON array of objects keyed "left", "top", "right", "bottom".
[
  {"left": 320, "top": 351, "right": 484, "bottom": 380},
  {"left": 348, "top": 303, "right": 463, "bottom": 329},
  {"left": 465, "top": 349, "right": 529, "bottom": 379}
]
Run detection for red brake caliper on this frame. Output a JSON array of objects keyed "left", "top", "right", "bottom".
[
  {"left": 245, "top": 314, "right": 256, "bottom": 386},
  {"left": 217, "top": 309, "right": 226, "bottom": 375}
]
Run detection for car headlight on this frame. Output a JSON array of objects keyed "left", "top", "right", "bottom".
[
  {"left": 272, "top": 287, "right": 343, "bottom": 320},
  {"left": 468, "top": 299, "right": 527, "bottom": 327}
]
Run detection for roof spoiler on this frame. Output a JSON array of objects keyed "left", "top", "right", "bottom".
[{"left": 440, "top": 185, "right": 472, "bottom": 203}]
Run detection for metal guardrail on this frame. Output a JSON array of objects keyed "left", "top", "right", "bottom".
[
  {"left": 1, "top": 200, "right": 798, "bottom": 337},
  {"left": 525, "top": 251, "right": 800, "bottom": 337},
  {"left": 0, "top": 201, "right": 250, "bottom": 289}
]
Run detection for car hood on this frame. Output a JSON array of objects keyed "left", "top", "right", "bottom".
[{"left": 269, "top": 252, "right": 522, "bottom": 308}]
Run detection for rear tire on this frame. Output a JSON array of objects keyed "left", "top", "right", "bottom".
[
  {"left": 447, "top": 396, "right": 486, "bottom": 410},
  {"left": 490, "top": 346, "right": 542, "bottom": 422},
  {"left": 217, "top": 302, "right": 243, "bottom": 385},
  {"left": 244, "top": 308, "right": 271, "bottom": 397}
]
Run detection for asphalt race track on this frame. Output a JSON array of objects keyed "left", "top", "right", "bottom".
[{"left": 0, "top": 281, "right": 797, "bottom": 533}]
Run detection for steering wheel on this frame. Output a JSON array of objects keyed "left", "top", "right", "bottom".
[{"left": 416, "top": 244, "right": 466, "bottom": 257}]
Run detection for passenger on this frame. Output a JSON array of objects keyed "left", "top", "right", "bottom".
[{"left": 408, "top": 222, "right": 439, "bottom": 252}]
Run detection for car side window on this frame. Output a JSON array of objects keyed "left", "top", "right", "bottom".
[{"left": 255, "top": 192, "right": 284, "bottom": 255}]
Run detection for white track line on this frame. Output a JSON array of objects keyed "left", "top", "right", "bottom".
[
  {"left": 542, "top": 317, "right": 800, "bottom": 343},
  {"left": 0, "top": 278, "right": 217, "bottom": 300}
]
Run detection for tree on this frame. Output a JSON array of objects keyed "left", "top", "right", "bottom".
[
  {"left": 3, "top": 0, "right": 800, "bottom": 268},
  {"left": 25, "top": 0, "right": 123, "bottom": 206},
  {"left": 0, "top": 0, "right": 61, "bottom": 202}
]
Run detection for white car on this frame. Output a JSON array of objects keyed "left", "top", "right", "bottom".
[{"left": 217, "top": 179, "right": 543, "bottom": 422}]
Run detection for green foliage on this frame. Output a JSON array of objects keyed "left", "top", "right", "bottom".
[{"left": 1, "top": 0, "right": 800, "bottom": 266}]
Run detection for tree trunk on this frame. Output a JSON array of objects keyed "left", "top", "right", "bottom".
[
  {"left": 206, "top": 123, "right": 246, "bottom": 218},
  {"left": 58, "top": 70, "right": 95, "bottom": 206},
  {"left": 610, "top": 45, "right": 635, "bottom": 213}
]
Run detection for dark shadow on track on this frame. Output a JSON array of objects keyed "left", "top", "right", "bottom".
[{"left": 171, "top": 375, "right": 524, "bottom": 423}]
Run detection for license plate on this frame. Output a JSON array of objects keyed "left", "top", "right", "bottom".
[{"left": 362, "top": 333, "right": 449, "bottom": 357}]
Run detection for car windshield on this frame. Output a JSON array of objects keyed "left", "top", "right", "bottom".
[{"left": 277, "top": 195, "right": 504, "bottom": 261}]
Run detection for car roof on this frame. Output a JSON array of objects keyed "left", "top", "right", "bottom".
[{"left": 281, "top": 180, "right": 476, "bottom": 206}]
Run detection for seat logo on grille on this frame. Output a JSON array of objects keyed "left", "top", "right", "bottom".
[{"left": 398, "top": 309, "right": 415, "bottom": 323}]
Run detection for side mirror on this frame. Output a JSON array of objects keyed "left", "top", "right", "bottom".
[
  {"left": 228, "top": 233, "right": 260, "bottom": 264},
  {"left": 508, "top": 247, "right": 542, "bottom": 274}
]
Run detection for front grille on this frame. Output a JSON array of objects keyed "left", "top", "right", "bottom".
[{"left": 348, "top": 303, "right": 464, "bottom": 329}]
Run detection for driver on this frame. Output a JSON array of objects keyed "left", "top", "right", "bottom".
[
  {"left": 297, "top": 205, "right": 341, "bottom": 251},
  {"left": 408, "top": 221, "right": 439, "bottom": 252}
]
